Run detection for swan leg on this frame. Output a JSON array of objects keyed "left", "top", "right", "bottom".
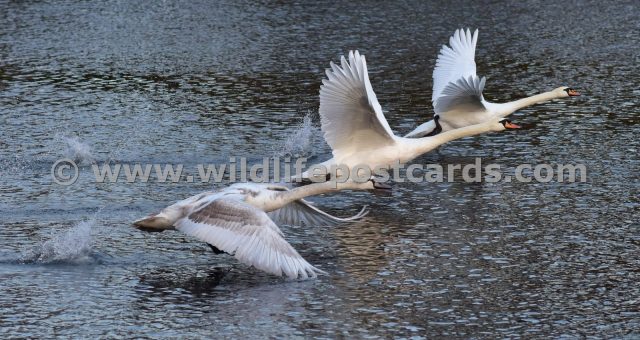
[
  {"left": 293, "top": 173, "right": 332, "bottom": 187},
  {"left": 208, "top": 243, "right": 226, "bottom": 255},
  {"left": 372, "top": 181, "right": 393, "bottom": 196},
  {"left": 135, "top": 226, "right": 166, "bottom": 233}
]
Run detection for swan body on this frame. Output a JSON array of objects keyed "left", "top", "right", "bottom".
[
  {"left": 133, "top": 180, "right": 379, "bottom": 279},
  {"left": 299, "top": 50, "right": 520, "bottom": 180},
  {"left": 405, "top": 28, "right": 579, "bottom": 138}
]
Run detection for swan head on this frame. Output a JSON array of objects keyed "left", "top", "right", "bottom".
[
  {"left": 556, "top": 86, "right": 580, "bottom": 97},
  {"left": 497, "top": 119, "right": 522, "bottom": 131}
]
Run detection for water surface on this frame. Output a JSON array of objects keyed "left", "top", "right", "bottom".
[{"left": 1, "top": 0, "right": 638, "bottom": 337}]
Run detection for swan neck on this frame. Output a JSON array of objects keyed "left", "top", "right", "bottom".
[
  {"left": 277, "top": 181, "right": 338, "bottom": 206},
  {"left": 411, "top": 123, "right": 491, "bottom": 156},
  {"left": 500, "top": 91, "right": 561, "bottom": 115},
  {"left": 277, "top": 180, "right": 370, "bottom": 208}
]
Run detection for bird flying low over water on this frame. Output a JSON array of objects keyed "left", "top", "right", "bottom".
[
  {"left": 133, "top": 180, "right": 389, "bottom": 279},
  {"left": 298, "top": 49, "right": 523, "bottom": 181},
  {"left": 405, "top": 28, "right": 580, "bottom": 138}
]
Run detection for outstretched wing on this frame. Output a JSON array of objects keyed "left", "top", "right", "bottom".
[
  {"left": 433, "top": 75, "right": 487, "bottom": 114},
  {"left": 319, "top": 50, "right": 396, "bottom": 159},
  {"left": 174, "top": 198, "right": 326, "bottom": 279},
  {"left": 432, "top": 28, "right": 479, "bottom": 103},
  {"left": 268, "top": 201, "right": 368, "bottom": 227}
]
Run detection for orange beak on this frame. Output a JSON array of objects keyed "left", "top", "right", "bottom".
[
  {"left": 504, "top": 122, "right": 522, "bottom": 129},
  {"left": 567, "top": 89, "right": 580, "bottom": 96}
]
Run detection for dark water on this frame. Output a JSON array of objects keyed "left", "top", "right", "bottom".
[{"left": 1, "top": 0, "right": 638, "bottom": 338}]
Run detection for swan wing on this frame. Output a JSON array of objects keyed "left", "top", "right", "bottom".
[
  {"left": 268, "top": 200, "right": 368, "bottom": 226},
  {"left": 319, "top": 50, "right": 396, "bottom": 159},
  {"left": 432, "top": 28, "right": 479, "bottom": 103},
  {"left": 174, "top": 198, "right": 326, "bottom": 279},
  {"left": 433, "top": 75, "right": 487, "bottom": 115}
]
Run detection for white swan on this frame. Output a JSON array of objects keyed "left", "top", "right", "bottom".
[
  {"left": 405, "top": 28, "right": 580, "bottom": 138},
  {"left": 299, "top": 50, "right": 521, "bottom": 180},
  {"left": 133, "top": 179, "right": 387, "bottom": 279}
]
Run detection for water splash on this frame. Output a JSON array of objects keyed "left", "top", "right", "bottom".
[
  {"left": 0, "top": 155, "right": 35, "bottom": 176},
  {"left": 55, "top": 135, "right": 95, "bottom": 165},
  {"left": 275, "top": 112, "right": 320, "bottom": 158},
  {"left": 20, "top": 217, "right": 96, "bottom": 264},
  {"left": 0, "top": 135, "right": 95, "bottom": 180}
]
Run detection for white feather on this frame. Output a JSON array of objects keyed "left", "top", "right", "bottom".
[
  {"left": 134, "top": 182, "right": 374, "bottom": 279},
  {"left": 432, "top": 28, "right": 479, "bottom": 103},
  {"left": 402, "top": 27, "right": 573, "bottom": 137},
  {"left": 175, "top": 199, "right": 325, "bottom": 279},
  {"left": 268, "top": 201, "right": 368, "bottom": 227},
  {"left": 434, "top": 75, "right": 487, "bottom": 114},
  {"left": 319, "top": 50, "right": 396, "bottom": 163}
]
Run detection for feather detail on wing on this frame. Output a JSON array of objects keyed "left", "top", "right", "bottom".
[
  {"left": 268, "top": 201, "right": 368, "bottom": 227},
  {"left": 433, "top": 75, "right": 487, "bottom": 115},
  {"left": 174, "top": 198, "right": 326, "bottom": 279},
  {"left": 432, "top": 28, "right": 479, "bottom": 103},
  {"left": 319, "top": 50, "right": 395, "bottom": 159}
]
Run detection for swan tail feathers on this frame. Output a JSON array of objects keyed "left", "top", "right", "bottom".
[
  {"left": 404, "top": 120, "right": 437, "bottom": 138},
  {"left": 132, "top": 212, "right": 175, "bottom": 232}
]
